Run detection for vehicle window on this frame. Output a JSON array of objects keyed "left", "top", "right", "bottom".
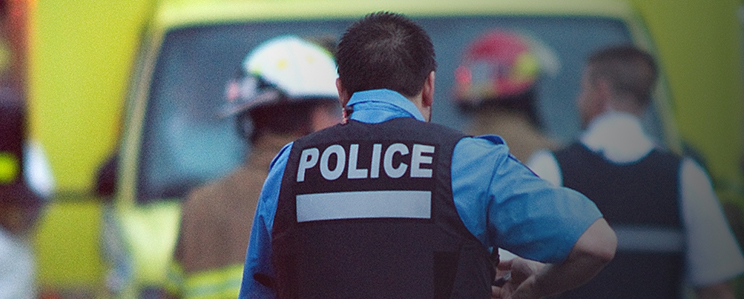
[{"left": 137, "top": 15, "right": 663, "bottom": 203}]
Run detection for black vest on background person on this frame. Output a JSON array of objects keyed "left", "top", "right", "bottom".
[
  {"left": 272, "top": 118, "right": 494, "bottom": 299},
  {"left": 552, "top": 142, "right": 684, "bottom": 299}
]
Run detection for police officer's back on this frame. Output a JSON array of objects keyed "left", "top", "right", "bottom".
[{"left": 240, "top": 12, "right": 617, "bottom": 299}]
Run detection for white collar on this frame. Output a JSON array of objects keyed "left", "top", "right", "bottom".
[{"left": 580, "top": 111, "right": 656, "bottom": 163}]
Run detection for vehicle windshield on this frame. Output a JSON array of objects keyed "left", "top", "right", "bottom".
[{"left": 137, "top": 15, "right": 664, "bottom": 203}]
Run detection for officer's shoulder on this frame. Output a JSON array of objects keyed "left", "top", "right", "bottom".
[
  {"left": 269, "top": 142, "right": 294, "bottom": 169},
  {"left": 455, "top": 135, "right": 510, "bottom": 156},
  {"left": 467, "top": 134, "right": 507, "bottom": 146}
]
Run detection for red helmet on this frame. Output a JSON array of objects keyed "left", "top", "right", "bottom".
[{"left": 453, "top": 30, "right": 551, "bottom": 107}]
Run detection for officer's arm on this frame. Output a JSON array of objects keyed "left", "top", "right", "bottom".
[{"left": 508, "top": 218, "right": 616, "bottom": 298}]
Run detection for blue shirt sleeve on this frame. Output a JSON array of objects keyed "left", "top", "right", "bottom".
[
  {"left": 451, "top": 135, "right": 602, "bottom": 263},
  {"left": 238, "top": 143, "right": 293, "bottom": 299}
]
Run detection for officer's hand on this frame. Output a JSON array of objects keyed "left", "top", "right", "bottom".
[{"left": 491, "top": 256, "right": 544, "bottom": 299}]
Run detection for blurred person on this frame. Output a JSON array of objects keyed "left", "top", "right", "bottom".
[
  {"left": 0, "top": 93, "right": 54, "bottom": 299},
  {"left": 164, "top": 35, "right": 342, "bottom": 299},
  {"left": 527, "top": 44, "right": 744, "bottom": 299},
  {"left": 0, "top": 1, "right": 54, "bottom": 297},
  {"left": 452, "top": 29, "right": 560, "bottom": 163},
  {"left": 240, "top": 12, "right": 616, "bottom": 299},
  {"left": 453, "top": 29, "right": 561, "bottom": 267}
]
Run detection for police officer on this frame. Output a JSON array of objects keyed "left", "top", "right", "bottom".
[
  {"left": 240, "top": 12, "right": 617, "bottom": 299},
  {"left": 453, "top": 29, "right": 559, "bottom": 163},
  {"left": 165, "top": 35, "right": 342, "bottom": 299},
  {"left": 528, "top": 45, "right": 744, "bottom": 298}
]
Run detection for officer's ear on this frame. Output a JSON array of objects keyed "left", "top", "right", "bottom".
[
  {"left": 421, "top": 71, "right": 435, "bottom": 108},
  {"left": 336, "top": 78, "right": 350, "bottom": 107},
  {"left": 595, "top": 77, "right": 614, "bottom": 107}
]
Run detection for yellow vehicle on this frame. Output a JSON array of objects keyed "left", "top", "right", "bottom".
[{"left": 29, "top": 0, "right": 743, "bottom": 297}]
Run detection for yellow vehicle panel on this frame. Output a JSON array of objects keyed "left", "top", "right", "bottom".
[
  {"left": 632, "top": 0, "right": 744, "bottom": 206},
  {"left": 33, "top": 198, "right": 105, "bottom": 294},
  {"left": 28, "top": 0, "right": 154, "bottom": 295}
]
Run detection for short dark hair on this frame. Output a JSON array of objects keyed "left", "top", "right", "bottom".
[
  {"left": 587, "top": 45, "right": 658, "bottom": 108},
  {"left": 336, "top": 12, "right": 436, "bottom": 97}
]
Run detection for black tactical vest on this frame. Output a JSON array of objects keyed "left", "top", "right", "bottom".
[
  {"left": 553, "top": 142, "right": 683, "bottom": 299},
  {"left": 272, "top": 118, "right": 493, "bottom": 299}
]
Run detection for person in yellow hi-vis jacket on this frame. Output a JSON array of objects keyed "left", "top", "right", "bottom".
[{"left": 164, "top": 35, "right": 342, "bottom": 299}]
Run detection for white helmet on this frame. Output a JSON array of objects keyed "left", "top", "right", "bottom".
[{"left": 221, "top": 35, "right": 339, "bottom": 117}]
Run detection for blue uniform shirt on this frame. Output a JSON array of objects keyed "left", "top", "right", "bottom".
[{"left": 239, "top": 89, "right": 602, "bottom": 298}]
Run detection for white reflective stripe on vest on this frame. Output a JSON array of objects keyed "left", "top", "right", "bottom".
[
  {"left": 613, "top": 225, "right": 685, "bottom": 253},
  {"left": 296, "top": 190, "right": 431, "bottom": 222}
]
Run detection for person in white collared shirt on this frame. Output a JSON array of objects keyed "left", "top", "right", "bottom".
[{"left": 527, "top": 45, "right": 744, "bottom": 299}]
